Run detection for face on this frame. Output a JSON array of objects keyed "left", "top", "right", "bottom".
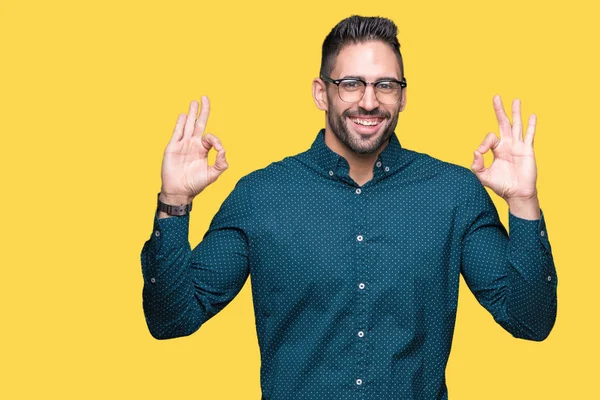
[{"left": 316, "top": 41, "right": 406, "bottom": 155}]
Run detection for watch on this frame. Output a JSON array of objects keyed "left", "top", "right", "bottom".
[{"left": 157, "top": 192, "right": 193, "bottom": 216}]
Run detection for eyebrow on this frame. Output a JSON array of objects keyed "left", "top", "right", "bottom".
[{"left": 342, "top": 75, "right": 400, "bottom": 81}]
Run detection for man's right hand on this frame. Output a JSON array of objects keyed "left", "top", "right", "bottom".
[{"left": 159, "top": 96, "right": 228, "bottom": 206}]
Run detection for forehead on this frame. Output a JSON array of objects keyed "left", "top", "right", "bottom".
[{"left": 331, "top": 40, "right": 401, "bottom": 80}]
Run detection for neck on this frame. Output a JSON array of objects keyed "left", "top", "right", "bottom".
[{"left": 324, "top": 128, "right": 390, "bottom": 186}]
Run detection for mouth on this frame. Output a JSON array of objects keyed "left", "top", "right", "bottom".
[{"left": 347, "top": 116, "right": 385, "bottom": 135}]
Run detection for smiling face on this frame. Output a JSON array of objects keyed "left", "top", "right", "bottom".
[{"left": 315, "top": 40, "right": 407, "bottom": 155}]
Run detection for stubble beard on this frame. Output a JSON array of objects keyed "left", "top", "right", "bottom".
[{"left": 327, "top": 106, "right": 399, "bottom": 155}]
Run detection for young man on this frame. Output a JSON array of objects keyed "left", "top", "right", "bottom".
[{"left": 142, "top": 15, "right": 557, "bottom": 399}]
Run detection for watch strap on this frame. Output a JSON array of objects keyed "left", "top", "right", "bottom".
[{"left": 157, "top": 192, "right": 193, "bottom": 216}]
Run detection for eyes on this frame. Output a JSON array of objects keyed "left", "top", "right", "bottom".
[
  {"left": 338, "top": 79, "right": 401, "bottom": 92},
  {"left": 339, "top": 80, "right": 362, "bottom": 90}
]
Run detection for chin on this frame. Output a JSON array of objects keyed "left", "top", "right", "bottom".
[{"left": 345, "top": 120, "right": 389, "bottom": 154}]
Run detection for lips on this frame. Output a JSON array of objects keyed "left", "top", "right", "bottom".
[{"left": 348, "top": 116, "right": 385, "bottom": 134}]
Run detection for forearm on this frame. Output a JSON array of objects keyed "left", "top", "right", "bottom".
[
  {"left": 498, "top": 210, "right": 558, "bottom": 341},
  {"left": 141, "top": 212, "right": 206, "bottom": 339}
]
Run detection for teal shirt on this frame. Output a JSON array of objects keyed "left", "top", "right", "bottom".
[{"left": 141, "top": 129, "right": 557, "bottom": 399}]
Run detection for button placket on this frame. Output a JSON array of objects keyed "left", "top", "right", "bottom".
[{"left": 353, "top": 177, "right": 369, "bottom": 391}]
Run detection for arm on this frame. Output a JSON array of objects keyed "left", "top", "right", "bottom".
[
  {"left": 140, "top": 96, "right": 248, "bottom": 339},
  {"left": 141, "top": 180, "right": 250, "bottom": 340},
  {"left": 459, "top": 172, "right": 557, "bottom": 341},
  {"left": 464, "top": 95, "right": 557, "bottom": 340}
]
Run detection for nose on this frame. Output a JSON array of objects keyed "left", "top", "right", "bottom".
[{"left": 358, "top": 83, "right": 380, "bottom": 111}]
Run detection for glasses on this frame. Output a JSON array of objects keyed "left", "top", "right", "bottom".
[{"left": 321, "top": 75, "right": 407, "bottom": 105}]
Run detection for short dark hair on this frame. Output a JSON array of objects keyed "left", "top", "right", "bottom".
[{"left": 320, "top": 15, "right": 404, "bottom": 78}]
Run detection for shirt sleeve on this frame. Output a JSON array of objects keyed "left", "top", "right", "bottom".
[
  {"left": 140, "top": 179, "right": 251, "bottom": 340},
  {"left": 459, "top": 171, "right": 558, "bottom": 341}
]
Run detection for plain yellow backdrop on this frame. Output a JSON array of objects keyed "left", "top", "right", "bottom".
[{"left": 1, "top": 0, "right": 597, "bottom": 398}]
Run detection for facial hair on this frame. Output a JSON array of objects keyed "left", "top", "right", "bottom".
[{"left": 327, "top": 106, "right": 399, "bottom": 155}]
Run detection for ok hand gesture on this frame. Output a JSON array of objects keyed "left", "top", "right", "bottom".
[
  {"left": 160, "top": 97, "right": 228, "bottom": 204},
  {"left": 471, "top": 95, "right": 538, "bottom": 203}
]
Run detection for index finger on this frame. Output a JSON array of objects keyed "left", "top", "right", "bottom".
[
  {"left": 193, "top": 96, "right": 210, "bottom": 137},
  {"left": 493, "top": 95, "right": 512, "bottom": 140}
]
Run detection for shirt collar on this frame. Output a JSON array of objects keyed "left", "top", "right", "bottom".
[{"left": 308, "top": 128, "right": 404, "bottom": 180}]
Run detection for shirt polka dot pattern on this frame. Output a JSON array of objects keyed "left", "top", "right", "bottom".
[{"left": 141, "top": 129, "right": 558, "bottom": 399}]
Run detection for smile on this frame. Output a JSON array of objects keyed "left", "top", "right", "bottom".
[{"left": 350, "top": 118, "right": 383, "bottom": 126}]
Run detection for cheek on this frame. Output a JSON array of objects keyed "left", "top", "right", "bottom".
[{"left": 327, "top": 102, "right": 347, "bottom": 120}]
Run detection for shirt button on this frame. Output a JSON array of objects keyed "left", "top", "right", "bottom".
[
  {"left": 358, "top": 331, "right": 365, "bottom": 337},
  {"left": 541, "top": 230, "right": 546, "bottom": 237},
  {"left": 155, "top": 230, "right": 160, "bottom": 237},
  {"left": 384, "top": 166, "right": 390, "bottom": 172},
  {"left": 357, "top": 235, "right": 363, "bottom": 242},
  {"left": 355, "top": 188, "right": 362, "bottom": 194},
  {"left": 376, "top": 161, "right": 382, "bottom": 168},
  {"left": 358, "top": 283, "right": 365, "bottom": 290},
  {"left": 150, "top": 278, "right": 156, "bottom": 284},
  {"left": 329, "top": 170, "right": 334, "bottom": 176},
  {"left": 356, "top": 378, "right": 363, "bottom": 385},
  {"left": 547, "top": 275, "right": 552, "bottom": 281}
]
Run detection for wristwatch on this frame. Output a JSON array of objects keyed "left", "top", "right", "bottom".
[{"left": 157, "top": 192, "right": 193, "bottom": 216}]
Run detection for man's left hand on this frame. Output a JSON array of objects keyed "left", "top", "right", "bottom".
[{"left": 471, "top": 95, "right": 541, "bottom": 219}]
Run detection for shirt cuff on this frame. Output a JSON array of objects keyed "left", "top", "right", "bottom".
[
  {"left": 508, "top": 208, "right": 552, "bottom": 255},
  {"left": 151, "top": 208, "right": 190, "bottom": 253}
]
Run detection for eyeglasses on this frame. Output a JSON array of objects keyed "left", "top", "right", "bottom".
[{"left": 320, "top": 75, "right": 407, "bottom": 105}]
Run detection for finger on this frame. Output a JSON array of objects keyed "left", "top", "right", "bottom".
[
  {"left": 512, "top": 98, "right": 523, "bottom": 142},
  {"left": 200, "top": 133, "right": 224, "bottom": 156},
  {"left": 493, "top": 95, "right": 512, "bottom": 140},
  {"left": 471, "top": 150, "right": 487, "bottom": 176},
  {"left": 193, "top": 96, "right": 210, "bottom": 137},
  {"left": 169, "top": 113, "right": 187, "bottom": 144},
  {"left": 211, "top": 147, "right": 228, "bottom": 174},
  {"left": 183, "top": 100, "right": 199, "bottom": 139},
  {"left": 477, "top": 132, "right": 500, "bottom": 155},
  {"left": 524, "top": 114, "right": 537, "bottom": 147}
]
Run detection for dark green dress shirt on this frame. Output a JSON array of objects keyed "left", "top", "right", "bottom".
[{"left": 141, "top": 129, "right": 558, "bottom": 399}]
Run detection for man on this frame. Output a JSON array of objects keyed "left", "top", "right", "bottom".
[{"left": 141, "top": 15, "right": 557, "bottom": 399}]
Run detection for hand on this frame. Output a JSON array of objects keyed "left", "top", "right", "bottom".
[
  {"left": 470, "top": 95, "right": 538, "bottom": 202},
  {"left": 160, "top": 96, "right": 228, "bottom": 204}
]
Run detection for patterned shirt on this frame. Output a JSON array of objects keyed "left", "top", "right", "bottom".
[{"left": 141, "top": 128, "right": 558, "bottom": 399}]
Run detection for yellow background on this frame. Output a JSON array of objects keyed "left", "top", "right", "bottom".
[{"left": 1, "top": 0, "right": 597, "bottom": 398}]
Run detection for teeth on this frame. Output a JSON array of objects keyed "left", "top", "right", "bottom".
[{"left": 352, "top": 118, "right": 380, "bottom": 126}]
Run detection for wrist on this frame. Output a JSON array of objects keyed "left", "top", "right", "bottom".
[
  {"left": 158, "top": 192, "right": 194, "bottom": 205},
  {"left": 507, "top": 195, "right": 541, "bottom": 220}
]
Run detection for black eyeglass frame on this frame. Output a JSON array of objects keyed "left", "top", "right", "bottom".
[{"left": 320, "top": 75, "right": 407, "bottom": 104}]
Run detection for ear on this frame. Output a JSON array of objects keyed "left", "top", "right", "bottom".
[
  {"left": 312, "top": 78, "right": 328, "bottom": 111},
  {"left": 399, "top": 86, "right": 407, "bottom": 112}
]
